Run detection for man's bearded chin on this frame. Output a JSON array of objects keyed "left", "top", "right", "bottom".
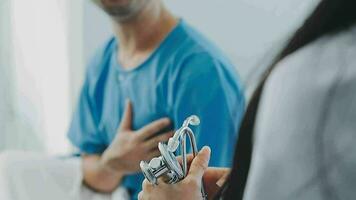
[
  {"left": 103, "top": 4, "right": 144, "bottom": 22},
  {"left": 91, "top": 0, "right": 149, "bottom": 22}
]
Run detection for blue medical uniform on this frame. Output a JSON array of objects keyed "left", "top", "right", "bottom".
[{"left": 68, "top": 20, "right": 245, "bottom": 200}]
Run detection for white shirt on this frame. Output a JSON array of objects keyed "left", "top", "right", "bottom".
[{"left": 244, "top": 25, "right": 356, "bottom": 200}]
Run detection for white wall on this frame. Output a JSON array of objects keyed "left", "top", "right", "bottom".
[
  {"left": 0, "top": 0, "right": 84, "bottom": 154},
  {"left": 83, "top": 0, "right": 319, "bottom": 85},
  {"left": 83, "top": 2, "right": 112, "bottom": 63},
  {"left": 0, "top": 0, "right": 45, "bottom": 152}
]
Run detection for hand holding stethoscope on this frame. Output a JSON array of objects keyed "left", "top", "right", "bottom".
[{"left": 138, "top": 146, "right": 230, "bottom": 200}]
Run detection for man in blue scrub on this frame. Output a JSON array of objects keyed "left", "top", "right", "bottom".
[{"left": 68, "top": 0, "right": 245, "bottom": 199}]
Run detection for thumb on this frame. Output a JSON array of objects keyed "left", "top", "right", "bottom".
[
  {"left": 119, "top": 99, "right": 133, "bottom": 131},
  {"left": 188, "top": 146, "right": 211, "bottom": 180}
]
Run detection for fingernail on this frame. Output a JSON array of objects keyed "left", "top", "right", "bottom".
[
  {"left": 201, "top": 146, "right": 211, "bottom": 154},
  {"left": 163, "top": 118, "right": 171, "bottom": 124},
  {"left": 216, "top": 179, "right": 225, "bottom": 187}
]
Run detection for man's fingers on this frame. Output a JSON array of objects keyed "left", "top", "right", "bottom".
[
  {"left": 137, "top": 118, "right": 171, "bottom": 141},
  {"left": 146, "top": 149, "right": 161, "bottom": 160},
  {"left": 143, "top": 131, "right": 174, "bottom": 149},
  {"left": 187, "top": 146, "right": 211, "bottom": 179},
  {"left": 119, "top": 100, "right": 133, "bottom": 131}
]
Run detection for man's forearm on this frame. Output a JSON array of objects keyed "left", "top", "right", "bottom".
[{"left": 82, "top": 155, "right": 125, "bottom": 193}]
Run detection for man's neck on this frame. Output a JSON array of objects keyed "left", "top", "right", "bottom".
[{"left": 112, "top": 3, "right": 178, "bottom": 69}]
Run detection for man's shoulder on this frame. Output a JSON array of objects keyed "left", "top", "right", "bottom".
[
  {"left": 85, "top": 37, "right": 116, "bottom": 82},
  {"left": 169, "top": 20, "right": 234, "bottom": 70}
]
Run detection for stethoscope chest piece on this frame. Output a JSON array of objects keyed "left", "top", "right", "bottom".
[
  {"left": 140, "top": 143, "right": 184, "bottom": 185},
  {"left": 140, "top": 115, "right": 207, "bottom": 199}
]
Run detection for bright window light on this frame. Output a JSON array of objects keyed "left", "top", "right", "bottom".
[{"left": 11, "top": 0, "right": 71, "bottom": 155}]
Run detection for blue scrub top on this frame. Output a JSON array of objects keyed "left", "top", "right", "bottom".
[{"left": 68, "top": 19, "right": 245, "bottom": 200}]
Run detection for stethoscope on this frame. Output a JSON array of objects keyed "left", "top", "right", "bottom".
[{"left": 140, "top": 115, "right": 207, "bottom": 200}]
